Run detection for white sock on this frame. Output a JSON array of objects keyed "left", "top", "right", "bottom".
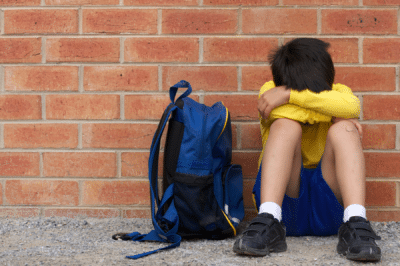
[
  {"left": 343, "top": 204, "right": 366, "bottom": 223},
  {"left": 259, "top": 202, "right": 282, "bottom": 221}
]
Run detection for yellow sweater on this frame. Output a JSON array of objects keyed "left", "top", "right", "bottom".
[{"left": 259, "top": 81, "right": 361, "bottom": 169}]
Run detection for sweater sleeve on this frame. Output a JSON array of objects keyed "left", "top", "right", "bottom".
[
  {"left": 259, "top": 81, "right": 332, "bottom": 124},
  {"left": 289, "top": 83, "right": 360, "bottom": 119}
]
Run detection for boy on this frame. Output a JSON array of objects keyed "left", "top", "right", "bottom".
[{"left": 233, "top": 38, "right": 381, "bottom": 262}]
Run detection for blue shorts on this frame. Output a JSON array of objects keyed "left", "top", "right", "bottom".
[{"left": 252, "top": 160, "right": 344, "bottom": 236}]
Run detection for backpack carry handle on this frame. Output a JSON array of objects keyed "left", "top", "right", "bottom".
[{"left": 170, "top": 80, "right": 192, "bottom": 103}]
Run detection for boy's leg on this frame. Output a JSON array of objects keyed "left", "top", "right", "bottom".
[
  {"left": 260, "top": 118, "right": 302, "bottom": 205},
  {"left": 233, "top": 118, "right": 302, "bottom": 256},
  {"left": 321, "top": 120, "right": 381, "bottom": 262}
]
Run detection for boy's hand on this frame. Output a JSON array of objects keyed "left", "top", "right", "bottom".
[
  {"left": 332, "top": 117, "right": 363, "bottom": 138},
  {"left": 258, "top": 86, "right": 290, "bottom": 120}
]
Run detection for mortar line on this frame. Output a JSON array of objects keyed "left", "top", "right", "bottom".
[
  {"left": 157, "top": 9, "right": 162, "bottom": 35},
  {"left": 198, "top": 0, "right": 203, "bottom": 6},
  {"left": 41, "top": 37, "right": 46, "bottom": 64},
  {"left": 237, "top": 7, "right": 242, "bottom": 35},
  {"left": 119, "top": 0, "right": 123, "bottom": 5},
  {"left": 79, "top": 65, "right": 84, "bottom": 92},
  {"left": 79, "top": 7, "right": 82, "bottom": 35},
  {"left": 359, "top": 0, "right": 363, "bottom": 6},
  {"left": 117, "top": 151, "right": 121, "bottom": 178},
  {"left": 39, "top": 152, "right": 44, "bottom": 177},
  {"left": 120, "top": 37, "right": 125, "bottom": 64},
  {"left": 78, "top": 123, "right": 82, "bottom": 149},
  {"left": 41, "top": 95, "right": 46, "bottom": 120},
  {"left": 1, "top": 10, "right": 4, "bottom": 35},
  {"left": 317, "top": 8, "right": 322, "bottom": 35},
  {"left": 120, "top": 94, "right": 124, "bottom": 120},
  {"left": 237, "top": 66, "right": 242, "bottom": 92},
  {"left": 158, "top": 65, "right": 163, "bottom": 92},
  {"left": 199, "top": 37, "right": 204, "bottom": 64}
]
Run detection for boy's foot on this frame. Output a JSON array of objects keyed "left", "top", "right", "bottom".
[
  {"left": 337, "top": 216, "right": 381, "bottom": 262},
  {"left": 233, "top": 213, "right": 287, "bottom": 256}
]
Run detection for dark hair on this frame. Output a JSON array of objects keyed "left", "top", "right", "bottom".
[{"left": 269, "top": 38, "right": 335, "bottom": 93}]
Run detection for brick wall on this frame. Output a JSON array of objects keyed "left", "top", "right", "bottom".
[{"left": 0, "top": 0, "right": 399, "bottom": 221}]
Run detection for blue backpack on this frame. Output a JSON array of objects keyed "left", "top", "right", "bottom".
[{"left": 113, "top": 80, "right": 244, "bottom": 259}]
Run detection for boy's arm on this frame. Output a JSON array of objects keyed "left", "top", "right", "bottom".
[
  {"left": 258, "top": 81, "right": 332, "bottom": 124},
  {"left": 289, "top": 83, "right": 360, "bottom": 119}
]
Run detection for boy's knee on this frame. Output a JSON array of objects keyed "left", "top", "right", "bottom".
[
  {"left": 270, "top": 118, "right": 302, "bottom": 137},
  {"left": 328, "top": 120, "right": 359, "bottom": 141}
]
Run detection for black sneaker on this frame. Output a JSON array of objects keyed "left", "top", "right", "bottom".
[
  {"left": 337, "top": 216, "right": 381, "bottom": 262},
  {"left": 233, "top": 213, "right": 287, "bottom": 256}
]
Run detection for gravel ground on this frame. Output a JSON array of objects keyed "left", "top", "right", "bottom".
[{"left": 0, "top": 217, "right": 399, "bottom": 266}]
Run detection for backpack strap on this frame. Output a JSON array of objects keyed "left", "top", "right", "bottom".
[
  {"left": 169, "top": 80, "right": 192, "bottom": 103},
  {"left": 123, "top": 81, "right": 192, "bottom": 260}
]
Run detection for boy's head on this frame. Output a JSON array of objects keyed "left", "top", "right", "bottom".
[{"left": 269, "top": 38, "right": 335, "bottom": 93}]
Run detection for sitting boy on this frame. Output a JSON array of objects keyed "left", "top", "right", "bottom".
[{"left": 233, "top": 38, "right": 381, "bottom": 262}]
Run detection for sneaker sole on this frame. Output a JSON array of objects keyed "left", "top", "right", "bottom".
[
  {"left": 337, "top": 244, "right": 381, "bottom": 262},
  {"left": 233, "top": 239, "right": 287, "bottom": 257}
]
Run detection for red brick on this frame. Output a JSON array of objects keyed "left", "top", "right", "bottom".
[
  {"left": 6, "top": 180, "right": 79, "bottom": 206},
  {"left": 0, "top": 95, "right": 41, "bottom": 120},
  {"left": 241, "top": 66, "right": 272, "bottom": 91},
  {"left": 84, "top": 66, "right": 158, "bottom": 92},
  {"left": 325, "top": 38, "right": 359, "bottom": 63},
  {"left": 232, "top": 123, "right": 238, "bottom": 149},
  {"left": 243, "top": 179, "right": 256, "bottom": 208},
  {"left": 232, "top": 151, "right": 260, "bottom": 177},
  {"left": 163, "top": 66, "right": 237, "bottom": 92},
  {"left": 163, "top": 9, "right": 237, "bottom": 34},
  {"left": 46, "top": 38, "right": 119, "bottom": 63},
  {"left": 366, "top": 210, "right": 400, "bottom": 222},
  {"left": 243, "top": 9, "right": 317, "bottom": 34},
  {"left": 43, "top": 152, "right": 116, "bottom": 177},
  {"left": 46, "top": 94, "right": 119, "bottom": 120},
  {"left": 0, "top": 153, "right": 39, "bottom": 176},
  {"left": 363, "top": 95, "right": 400, "bottom": 120},
  {"left": 204, "top": 38, "right": 278, "bottom": 62},
  {"left": 44, "top": 208, "right": 120, "bottom": 218},
  {"left": 363, "top": 0, "right": 400, "bottom": 5},
  {"left": 121, "top": 152, "right": 149, "bottom": 177},
  {"left": 0, "top": 0, "right": 40, "bottom": 5},
  {"left": 83, "top": 9, "right": 157, "bottom": 34},
  {"left": 82, "top": 123, "right": 157, "bottom": 148},
  {"left": 0, "top": 208, "right": 40, "bottom": 218},
  {"left": 284, "top": 37, "right": 359, "bottom": 63},
  {"left": 4, "top": 124, "right": 78, "bottom": 149},
  {"left": 46, "top": 0, "right": 118, "bottom": 4},
  {"left": 362, "top": 124, "right": 396, "bottom": 150},
  {"left": 241, "top": 123, "right": 262, "bottom": 150},
  {"left": 365, "top": 181, "right": 396, "bottom": 206},
  {"left": 121, "top": 152, "right": 164, "bottom": 177},
  {"left": 204, "top": 94, "right": 258, "bottom": 121},
  {"left": 82, "top": 180, "right": 150, "bottom": 205},
  {"left": 322, "top": 9, "right": 397, "bottom": 35},
  {"left": 122, "top": 209, "right": 151, "bottom": 219},
  {"left": 0, "top": 38, "right": 41, "bottom": 63},
  {"left": 125, "top": 37, "right": 199, "bottom": 63},
  {"left": 5, "top": 66, "right": 79, "bottom": 92},
  {"left": 4, "top": 9, "right": 78, "bottom": 34},
  {"left": 365, "top": 153, "right": 400, "bottom": 178},
  {"left": 335, "top": 67, "right": 396, "bottom": 92},
  {"left": 125, "top": 0, "right": 197, "bottom": 5},
  {"left": 364, "top": 38, "right": 400, "bottom": 64},
  {"left": 125, "top": 94, "right": 170, "bottom": 120},
  {"left": 283, "top": 0, "right": 357, "bottom": 4},
  {"left": 203, "top": 0, "right": 278, "bottom": 5}
]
